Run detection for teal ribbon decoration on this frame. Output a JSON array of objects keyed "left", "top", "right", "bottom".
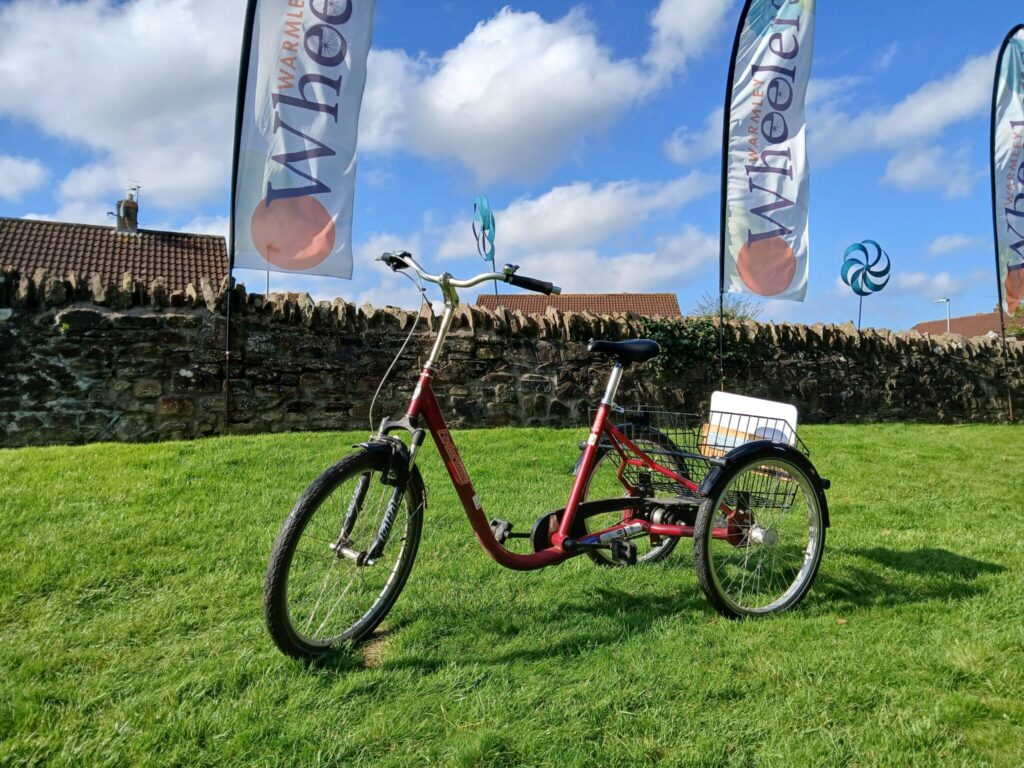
[{"left": 473, "top": 195, "right": 496, "bottom": 263}]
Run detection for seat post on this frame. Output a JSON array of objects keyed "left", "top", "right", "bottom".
[{"left": 601, "top": 363, "right": 624, "bottom": 407}]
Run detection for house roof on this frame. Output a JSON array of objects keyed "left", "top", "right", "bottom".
[
  {"left": 911, "top": 310, "right": 1011, "bottom": 338},
  {"left": 475, "top": 292, "right": 681, "bottom": 317},
  {"left": 0, "top": 216, "right": 227, "bottom": 293}
]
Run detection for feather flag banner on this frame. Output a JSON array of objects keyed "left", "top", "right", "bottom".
[
  {"left": 230, "top": 0, "right": 376, "bottom": 279},
  {"left": 721, "top": 0, "right": 816, "bottom": 302},
  {"left": 992, "top": 24, "right": 1024, "bottom": 316}
]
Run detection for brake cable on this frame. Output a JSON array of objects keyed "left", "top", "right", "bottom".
[{"left": 368, "top": 266, "right": 429, "bottom": 433}]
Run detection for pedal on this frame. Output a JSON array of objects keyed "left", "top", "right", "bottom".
[
  {"left": 490, "top": 518, "right": 513, "bottom": 544},
  {"left": 610, "top": 539, "right": 637, "bottom": 565}
]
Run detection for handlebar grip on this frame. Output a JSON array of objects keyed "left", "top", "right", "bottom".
[
  {"left": 380, "top": 251, "right": 410, "bottom": 271},
  {"left": 506, "top": 273, "right": 559, "bottom": 295}
]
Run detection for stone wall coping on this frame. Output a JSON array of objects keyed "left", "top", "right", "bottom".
[{"left": 2, "top": 267, "right": 1021, "bottom": 357}]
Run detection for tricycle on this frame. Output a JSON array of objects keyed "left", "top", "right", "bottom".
[{"left": 264, "top": 252, "right": 830, "bottom": 661}]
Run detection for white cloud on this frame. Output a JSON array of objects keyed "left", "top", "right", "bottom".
[
  {"left": 882, "top": 145, "right": 979, "bottom": 199},
  {"left": 514, "top": 225, "right": 716, "bottom": 294},
  {"left": 231, "top": 230, "right": 426, "bottom": 310},
  {"left": 360, "top": 3, "right": 733, "bottom": 182},
  {"left": 645, "top": 0, "right": 735, "bottom": 81},
  {"left": 178, "top": 215, "right": 229, "bottom": 238},
  {"left": 876, "top": 43, "right": 899, "bottom": 73},
  {"left": 359, "top": 49, "right": 421, "bottom": 154},
  {"left": 663, "top": 107, "right": 723, "bottom": 166},
  {"left": 0, "top": 0, "right": 240, "bottom": 218},
  {"left": 880, "top": 53, "right": 994, "bottom": 145},
  {"left": 0, "top": 0, "right": 732, "bottom": 221},
  {"left": 410, "top": 8, "right": 647, "bottom": 181},
  {"left": 650, "top": 224, "right": 719, "bottom": 275},
  {"left": 0, "top": 154, "right": 48, "bottom": 201},
  {"left": 352, "top": 232, "right": 426, "bottom": 309},
  {"left": 926, "top": 234, "right": 985, "bottom": 258},
  {"left": 893, "top": 270, "right": 964, "bottom": 299},
  {"left": 23, "top": 200, "right": 110, "bottom": 226},
  {"left": 809, "top": 51, "right": 996, "bottom": 165},
  {"left": 438, "top": 172, "right": 713, "bottom": 259},
  {"left": 829, "top": 276, "right": 851, "bottom": 300},
  {"left": 806, "top": 76, "right": 864, "bottom": 107}
]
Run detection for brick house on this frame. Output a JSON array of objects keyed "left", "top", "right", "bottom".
[
  {"left": 911, "top": 311, "right": 1016, "bottom": 339},
  {"left": 0, "top": 215, "right": 227, "bottom": 294}
]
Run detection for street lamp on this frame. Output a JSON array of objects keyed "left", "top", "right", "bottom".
[{"left": 934, "top": 297, "right": 950, "bottom": 333}]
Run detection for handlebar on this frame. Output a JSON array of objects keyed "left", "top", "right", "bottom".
[
  {"left": 377, "top": 251, "right": 561, "bottom": 296},
  {"left": 506, "top": 273, "right": 557, "bottom": 296}
]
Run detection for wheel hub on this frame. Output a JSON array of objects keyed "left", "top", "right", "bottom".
[
  {"left": 329, "top": 540, "right": 374, "bottom": 566},
  {"left": 748, "top": 525, "right": 778, "bottom": 547}
]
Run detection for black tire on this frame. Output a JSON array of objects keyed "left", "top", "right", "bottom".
[
  {"left": 694, "top": 445, "right": 826, "bottom": 618},
  {"left": 579, "top": 424, "right": 691, "bottom": 566},
  {"left": 264, "top": 449, "right": 424, "bottom": 660}
]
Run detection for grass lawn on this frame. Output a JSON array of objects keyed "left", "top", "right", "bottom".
[{"left": 1, "top": 424, "right": 1023, "bottom": 767}]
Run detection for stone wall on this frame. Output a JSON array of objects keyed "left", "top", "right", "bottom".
[{"left": 1, "top": 268, "right": 1021, "bottom": 447}]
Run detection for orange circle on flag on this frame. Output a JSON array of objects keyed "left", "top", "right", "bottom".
[
  {"left": 737, "top": 236, "right": 797, "bottom": 296},
  {"left": 250, "top": 196, "right": 336, "bottom": 271},
  {"left": 1006, "top": 270, "right": 1024, "bottom": 315}
]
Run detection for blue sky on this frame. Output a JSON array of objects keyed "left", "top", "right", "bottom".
[{"left": 0, "top": 0, "right": 1020, "bottom": 330}]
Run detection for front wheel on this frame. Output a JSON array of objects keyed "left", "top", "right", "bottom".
[
  {"left": 264, "top": 449, "right": 424, "bottom": 660},
  {"left": 694, "top": 445, "right": 826, "bottom": 618}
]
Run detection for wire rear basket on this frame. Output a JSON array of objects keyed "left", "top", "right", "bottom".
[
  {"left": 699, "top": 409, "right": 809, "bottom": 457},
  {"left": 587, "top": 404, "right": 808, "bottom": 498}
]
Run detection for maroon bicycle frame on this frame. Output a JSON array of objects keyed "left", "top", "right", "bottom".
[{"left": 405, "top": 366, "right": 711, "bottom": 572}]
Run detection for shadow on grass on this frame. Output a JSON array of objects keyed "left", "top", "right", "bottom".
[
  {"left": 378, "top": 584, "right": 707, "bottom": 673},
  {"left": 306, "top": 547, "right": 1007, "bottom": 673},
  {"left": 813, "top": 547, "right": 1004, "bottom": 612},
  {"left": 291, "top": 621, "right": 412, "bottom": 675}
]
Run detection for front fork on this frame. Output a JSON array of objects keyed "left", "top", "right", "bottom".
[
  {"left": 332, "top": 433, "right": 424, "bottom": 566},
  {"left": 365, "top": 485, "right": 406, "bottom": 562}
]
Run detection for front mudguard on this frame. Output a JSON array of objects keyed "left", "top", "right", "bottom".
[
  {"left": 355, "top": 438, "right": 426, "bottom": 509},
  {"left": 698, "top": 440, "right": 830, "bottom": 528}
]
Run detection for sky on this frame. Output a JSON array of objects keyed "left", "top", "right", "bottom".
[{"left": 0, "top": 0, "right": 1020, "bottom": 330}]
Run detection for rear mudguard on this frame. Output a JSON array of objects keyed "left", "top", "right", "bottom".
[{"left": 698, "top": 440, "right": 830, "bottom": 528}]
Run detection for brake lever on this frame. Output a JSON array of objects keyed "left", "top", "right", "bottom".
[{"left": 379, "top": 251, "right": 410, "bottom": 271}]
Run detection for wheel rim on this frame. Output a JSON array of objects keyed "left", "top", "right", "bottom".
[
  {"left": 284, "top": 469, "right": 416, "bottom": 646},
  {"left": 704, "top": 458, "right": 822, "bottom": 614},
  {"left": 582, "top": 438, "right": 683, "bottom": 563}
]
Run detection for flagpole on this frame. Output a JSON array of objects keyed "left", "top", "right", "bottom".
[
  {"left": 224, "top": 0, "right": 260, "bottom": 433},
  {"left": 718, "top": 0, "right": 755, "bottom": 393},
  {"left": 989, "top": 24, "right": 1023, "bottom": 422}
]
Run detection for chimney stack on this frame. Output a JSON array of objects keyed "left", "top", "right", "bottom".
[{"left": 112, "top": 186, "right": 140, "bottom": 234}]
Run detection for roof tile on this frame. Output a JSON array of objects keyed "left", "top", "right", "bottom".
[
  {"left": 0, "top": 217, "right": 227, "bottom": 293},
  {"left": 911, "top": 311, "right": 1012, "bottom": 338},
  {"left": 475, "top": 293, "right": 681, "bottom": 317}
]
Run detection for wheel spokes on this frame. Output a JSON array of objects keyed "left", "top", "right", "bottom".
[
  {"left": 287, "top": 470, "right": 411, "bottom": 643},
  {"left": 707, "top": 460, "right": 819, "bottom": 613}
]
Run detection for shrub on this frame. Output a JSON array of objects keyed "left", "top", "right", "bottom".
[{"left": 640, "top": 316, "right": 756, "bottom": 378}]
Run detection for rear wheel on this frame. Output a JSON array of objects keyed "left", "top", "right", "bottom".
[
  {"left": 579, "top": 425, "right": 691, "bottom": 566},
  {"left": 694, "top": 447, "right": 825, "bottom": 618},
  {"left": 264, "top": 449, "right": 424, "bottom": 660}
]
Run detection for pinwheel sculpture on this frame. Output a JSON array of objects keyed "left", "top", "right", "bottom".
[{"left": 841, "top": 240, "right": 891, "bottom": 330}]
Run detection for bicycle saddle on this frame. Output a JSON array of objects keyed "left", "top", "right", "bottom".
[{"left": 587, "top": 338, "right": 660, "bottom": 365}]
